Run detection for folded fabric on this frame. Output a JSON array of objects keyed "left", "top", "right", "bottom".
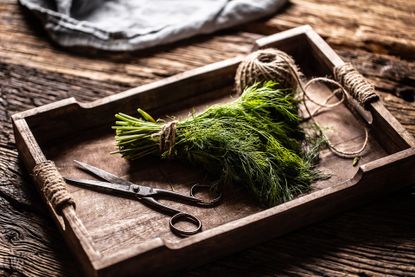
[{"left": 19, "top": 0, "right": 287, "bottom": 51}]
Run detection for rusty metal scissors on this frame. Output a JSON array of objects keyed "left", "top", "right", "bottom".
[{"left": 64, "top": 160, "right": 221, "bottom": 237}]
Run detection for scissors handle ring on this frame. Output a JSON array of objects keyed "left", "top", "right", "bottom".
[
  {"left": 190, "top": 184, "right": 222, "bottom": 206},
  {"left": 169, "top": 212, "right": 202, "bottom": 237}
]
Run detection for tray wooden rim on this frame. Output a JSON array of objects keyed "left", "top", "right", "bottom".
[{"left": 12, "top": 25, "right": 415, "bottom": 276}]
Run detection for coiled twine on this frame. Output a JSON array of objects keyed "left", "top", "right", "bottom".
[{"left": 235, "top": 48, "right": 299, "bottom": 94}]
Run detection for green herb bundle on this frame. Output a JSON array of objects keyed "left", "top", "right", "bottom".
[{"left": 113, "top": 82, "right": 321, "bottom": 207}]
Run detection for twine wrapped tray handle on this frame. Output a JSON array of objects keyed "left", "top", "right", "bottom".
[
  {"left": 334, "top": 63, "right": 379, "bottom": 109},
  {"left": 33, "top": 160, "right": 75, "bottom": 214}
]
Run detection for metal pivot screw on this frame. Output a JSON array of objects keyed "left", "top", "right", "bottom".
[{"left": 131, "top": 185, "right": 140, "bottom": 193}]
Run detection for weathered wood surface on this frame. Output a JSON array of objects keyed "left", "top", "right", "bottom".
[
  {"left": 244, "top": 0, "right": 415, "bottom": 59},
  {"left": 0, "top": 0, "right": 414, "bottom": 276}
]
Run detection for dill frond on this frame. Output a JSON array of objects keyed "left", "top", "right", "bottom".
[{"left": 113, "top": 82, "right": 323, "bottom": 207}]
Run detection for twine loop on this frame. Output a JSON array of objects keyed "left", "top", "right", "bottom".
[
  {"left": 302, "top": 78, "right": 370, "bottom": 158},
  {"left": 158, "top": 121, "right": 177, "bottom": 157},
  {"left": 334, "top": 63, "right": 379, "bottom": 108},
  {"left": 300, "top": 75, "right": 370, "bottom": 159},
  {"left": 235, "top": 48, "right": 299, "bottom": 94},
  {"left": 33, "top": 161, "right": 75, "bottom": 214},
  {"left": 235, "top": 48, "right": 371, "bottom": 159}
]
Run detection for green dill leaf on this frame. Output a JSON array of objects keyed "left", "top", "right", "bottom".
[{"left": 113, "top": 82, "right": 324, "bottom": 207}]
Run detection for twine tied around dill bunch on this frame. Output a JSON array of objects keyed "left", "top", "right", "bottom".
[
  {"left": 156, "top": 120, "right": 177, "bottom": 157},
  {"left": 235, "top": 48, "right": 378, "bottom": 159}
]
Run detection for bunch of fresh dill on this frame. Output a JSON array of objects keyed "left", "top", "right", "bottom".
[{"left": 113, "top": 81, "right": 321, "bottom": 207}]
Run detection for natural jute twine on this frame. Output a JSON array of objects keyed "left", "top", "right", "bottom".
[
  {"left": 235, "top": 48, "right": 379, "bottom": 158},
  {"left": 334, "top": 62, "right": 379, "bottom": 108},
  {"left": 33, "top": 160, "right": 75, "bottom": 214},
  {"left": 157, "top": 120, "right": 177, "bottom": 157},
  {"left": 235, "top": 48, "right": 299, "bottom": 94}
]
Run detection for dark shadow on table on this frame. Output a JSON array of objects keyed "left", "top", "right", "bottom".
[{"left": 181, "top": 185, "right": 415, "bottom": 276}]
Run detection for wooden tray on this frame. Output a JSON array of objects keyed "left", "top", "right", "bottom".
[{"left": 12, "top": 25, "right": 415, "bottom": 276}]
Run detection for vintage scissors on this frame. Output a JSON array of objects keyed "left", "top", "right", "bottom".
[{"left": 64, "top": 160, "right": 222, "bottom": 237}]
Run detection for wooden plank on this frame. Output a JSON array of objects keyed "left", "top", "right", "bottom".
[
  {"left": 11, "top": 27, "right": 415, "bottom": 275},
  {"left": 185, "top": 186, "right": 415, "bottom": 276},
  {"left": 1, "top": 0, "right": 415, "bottom": 276},
  {"left": 1, "top": 47, "right": 414, "bottom": 276},
  {"left": 241, "top": 0, "right": 415, "bottom": 59},
  {"left": 0, "top": 1, "right": 258, "bottom": 86}
]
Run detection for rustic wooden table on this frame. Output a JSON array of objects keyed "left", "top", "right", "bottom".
[{"left": 1, "top": 0, "right": 414, "bottom": 276}]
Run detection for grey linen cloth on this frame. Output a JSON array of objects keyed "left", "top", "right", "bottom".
[{"left": 19, "top": 0, "right": 287, "bottom": 51}]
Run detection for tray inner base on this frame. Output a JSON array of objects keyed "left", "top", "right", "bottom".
[{"left": 43, "top": 83, "right": 386, "bottom": 256}]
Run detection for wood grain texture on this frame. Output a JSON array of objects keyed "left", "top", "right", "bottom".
[
  {"left": 243, "top": 0, "right": 415, "bottom": 59},
  {"left": 0, "top": 0, "right": 258, "bottom": 86},
  {"left": 0, "top": 196, "right": 80, "bottom": 277},
  {"left": 185, "top": 186, "right": 415, "bottom": 277},
  {"left": 338, "top": 49, "right": 415, "bottom": 136},
  {"left": 1, "top": 0, "right": 414, "bottom": 276},
  {"left": 15, "top": 53, "right": 411, "bottom": 274}
]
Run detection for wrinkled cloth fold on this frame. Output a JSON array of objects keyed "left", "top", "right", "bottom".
[{"left": 19, "top": 0, "right": 287, "bottom": 51}]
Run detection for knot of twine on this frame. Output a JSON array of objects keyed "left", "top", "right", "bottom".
[
  {"left": 33, "top": 161, "right": 75, "bottom": 214},
  {"left": 334, "top": 63, "right": 379, "bottom": 109},
  {"left": 235, "top": 48, "right": 299, "bottom": 94},
  {"left": 235, "top": 48, "right": 370, "bottom": 159},
  {"left": 158, "top": 121, "right": 177, "bottom": 157}
]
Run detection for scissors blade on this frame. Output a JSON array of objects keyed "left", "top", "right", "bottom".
[
  {"left": 64, "top": 177, "right": 136, "bottom": 197},
  {"left": 73, "top": 160, "right": 133, "bottom": 186}
]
